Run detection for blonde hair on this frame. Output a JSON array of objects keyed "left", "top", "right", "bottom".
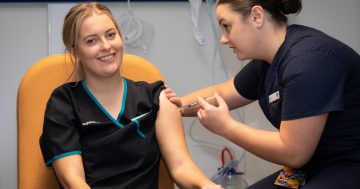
[{"left": 62, "top": 2, "right": 122, "bottom": 81}]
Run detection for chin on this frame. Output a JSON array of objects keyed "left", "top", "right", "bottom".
[{"left": 236, "top": 54, "right": 248, "bottom": 61}]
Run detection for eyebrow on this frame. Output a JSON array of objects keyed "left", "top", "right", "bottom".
[
  {"left": 105, "top": 28, "right": 116, "bottom": 33},
  {"left": 82, "top": 28, "right": 116, "bottom": 41},
  {"left": 83, "top": 34, "right": 96, "bottom": 40}
]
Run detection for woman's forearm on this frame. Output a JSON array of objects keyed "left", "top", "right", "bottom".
[
  {"left": 171, "top": 161, "right": 214, "bottom": 189},
  {"left": 53, "top": 155, "right": 90, "bottom": 189},
  {"left": 59, "top": 176, "right": 91, "bottom": 189}
]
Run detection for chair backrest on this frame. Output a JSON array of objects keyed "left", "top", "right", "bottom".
[{"left": 17, "top": 54, "right": 173, "bottom": 189}]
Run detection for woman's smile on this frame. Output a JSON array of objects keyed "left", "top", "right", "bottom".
[{"left": 97, "top": 53, "right": 116, "bottom": 63}]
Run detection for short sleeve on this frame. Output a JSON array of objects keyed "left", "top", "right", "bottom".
[
  {"left": 234, "top": 60, "right": 269, "bottom": 100},
  {"left": 281, "top": 51, "right": 346, "bottom": 120},
  {"left": 148, "top": 81, "right": 165, "bottom": 110},
  {"left": 39, "top": 86, "right": 82, "bottom": 166}
]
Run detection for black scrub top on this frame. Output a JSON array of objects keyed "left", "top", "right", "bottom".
[
  {"left": 234, "top": 25, "right": 360, "bottom": 177},
  {"left": 40, "top": 78, "right": 165, "bottom": 188}
]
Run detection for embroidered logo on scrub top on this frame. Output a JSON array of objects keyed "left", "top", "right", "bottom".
[
  {"left": 82, "top": 121, "right": 100, "bottom": 126},
  {"left": 269, "top": 91, "right": 280, "bottom": 104}
]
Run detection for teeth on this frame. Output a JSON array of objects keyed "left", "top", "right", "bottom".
[{"left": 99, "top": 54, "right": 114, "bottom": 61}]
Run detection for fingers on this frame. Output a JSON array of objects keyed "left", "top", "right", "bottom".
[
  {"left": 214, "top": 92, "right": 226, "bottom": 107},
  {"left": 172, "top": 97, "right": 182, "bottom": 108},
  {"left": 163, "top": 87, "right": 182, "bottom": 107},
  {"left": 197, "top": 97, "right": 210, "bottom": 120},
  {"left": 197, "top": 96, "right": 212, "bottom": 110},
  {"left": 201, "top": 185, "right": 224, "bottom": 189},
  {"left": 164, "top": 88, "right": 175, "bottom": 97},
  {"left": 197, "top": 94, "right": 222, "bottom": 110},
  {"left": 197, "top": 109, "right": 202, "bottom": 120}
]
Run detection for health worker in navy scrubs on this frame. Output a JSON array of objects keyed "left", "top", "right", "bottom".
[
  {"left": 166, "top": 0, "right": 360, "bottom": 188},
  {"left": 39, "top": 2, "right": 223, "bottom": 189}
]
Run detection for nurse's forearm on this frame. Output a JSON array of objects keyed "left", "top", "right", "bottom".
[
  {"left": 181, "top": 87, "right": 220, "bottom": 117},
  {"left": 180, "top": 78, "right": 252, "bottom": 117},
  {"left": 221, "top": 120, "right": 307, "bottom": 168},
  {"left": 180, "top": 96, "right": 217, "bottom": 116}
]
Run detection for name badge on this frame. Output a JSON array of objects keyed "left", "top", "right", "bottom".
[{"left": 269, "top": 91, "right": 280, "bottom": 104}]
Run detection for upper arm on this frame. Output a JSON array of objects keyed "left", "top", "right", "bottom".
[
  {"left": 40, "top": 88, "right": 82, "bottom": 166},
  {"left": 216, "top": 78, "right": 254, "bottom": 110},
  {"left": 276, "top": 52, "right": 345, "bottom": 167},
  {"left": 220, "top": 60, "right": 267, "bottom": 109},
  {"left": 282, "top": 52, "right": 345, "bottom": 119},
  {"left": 40, "top": 88, "right": 88, "bottom": 188},
  {"left": 279, "top": 113, "right": 328, "bottom": 168},
  {"left": 155, "top": 91, "right": 192, "bottom": 171}
]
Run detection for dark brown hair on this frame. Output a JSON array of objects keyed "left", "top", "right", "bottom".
[{"left": 218, "top": 0, "right": 302, "bottom": 25}]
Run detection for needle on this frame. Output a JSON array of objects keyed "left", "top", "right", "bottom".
[{"left": 180, "top": 96, "right": 216, "bottom": 111}]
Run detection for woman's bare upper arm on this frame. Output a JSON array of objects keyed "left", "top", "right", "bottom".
[{"left": 155, "top": 91, "right": 192, "bottom": 170}]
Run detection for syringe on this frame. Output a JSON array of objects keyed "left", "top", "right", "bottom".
[{"left": 180, "top": 96, "right": 216, "bottom": 111}]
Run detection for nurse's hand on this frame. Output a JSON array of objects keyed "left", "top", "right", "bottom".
[
  {"left": 201, "top": 184, "right": 224, "bottom": 189},
  {"left": 164, "top": 86, "right": 182, "bottom": 108},
  {"left": 197, "top": 93, "right": 233, "bottom": 136}
]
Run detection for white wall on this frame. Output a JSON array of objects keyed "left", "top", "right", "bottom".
[
  {"left": 0, "top": 1, "right": 359, "bottom": 188},
  {"left": 291, "top": 0, "right": 360, "bottom": 52},
  {"left": 0, "top": 3, "right": 48, "bottom": 189}
]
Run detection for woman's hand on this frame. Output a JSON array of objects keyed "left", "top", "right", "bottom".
[
  {"left": 164, "top": 86, "right": 182, "bottom": 108},
  {"left": 197, "top": 93, "right": 234, "bottom": 136}
]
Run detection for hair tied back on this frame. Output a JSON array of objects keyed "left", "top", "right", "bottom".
[{"left": 280, "top": 0, "right": 302, "bottom": 15}]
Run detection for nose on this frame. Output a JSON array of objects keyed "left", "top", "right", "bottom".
[
  {"left": 101, "top": 39, "right": 111, "bottom": 51},
  {"left": 220, "top": 35, "right": 229, "bottom": 45}
]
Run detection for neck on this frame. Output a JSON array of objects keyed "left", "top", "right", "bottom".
[
  {"left": 83, "top": 73, "right": 125, "bottom": 119},
  {"left": 84, "top": 74, "right": 123, "bottom": 96},
  {"left": 258, "top": 24, "right": 287, "bottom": 64}
]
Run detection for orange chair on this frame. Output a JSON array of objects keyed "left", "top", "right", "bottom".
[{"left": 17, "top": 54, "right": 173, "bottom": 189}]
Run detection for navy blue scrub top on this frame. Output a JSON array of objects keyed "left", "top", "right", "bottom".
[
  {"left": 234, "top": 25, "right": 360, "bottom": 177},
  {"left": 40, "top": 78, "right": 165, "bottom": 188}
]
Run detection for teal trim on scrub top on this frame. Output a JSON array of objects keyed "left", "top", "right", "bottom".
[
  {"left": 133, "top": 119, "right": 146, "bottom": 139},
  {"left": 46, "top": 150, "right": 82, "bottom": 166},
  {"left": 117, "top": 79, "right": 127, "bottom": 121},
  {"left": 81, "top": 79, "right": 126, "bottom": 128}
]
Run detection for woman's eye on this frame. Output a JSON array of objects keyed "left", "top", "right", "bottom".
[
  {"left": 107, "top": 32, "right": 116, "bottom": 39},
  {"left": 86, "top": 38, "right": 97, "bottom": 45},
  {"left": 223, "top": 24, "right": 231, "bottom": 32}
]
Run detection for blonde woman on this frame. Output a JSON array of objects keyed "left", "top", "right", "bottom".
[{"left": 40, "top": 2, "right": 222, "bottom": 189}]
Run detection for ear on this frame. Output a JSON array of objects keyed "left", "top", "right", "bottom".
[{"left": 249, "top": 5, "right": 265, "bottom": 28}]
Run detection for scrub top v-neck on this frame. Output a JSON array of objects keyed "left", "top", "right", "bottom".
[
  {"left": 81, "top": 79, "right": 128, "bottom": 129},
  {"left": 40, "top": 78, "right": 165, "bottom": 188}
]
